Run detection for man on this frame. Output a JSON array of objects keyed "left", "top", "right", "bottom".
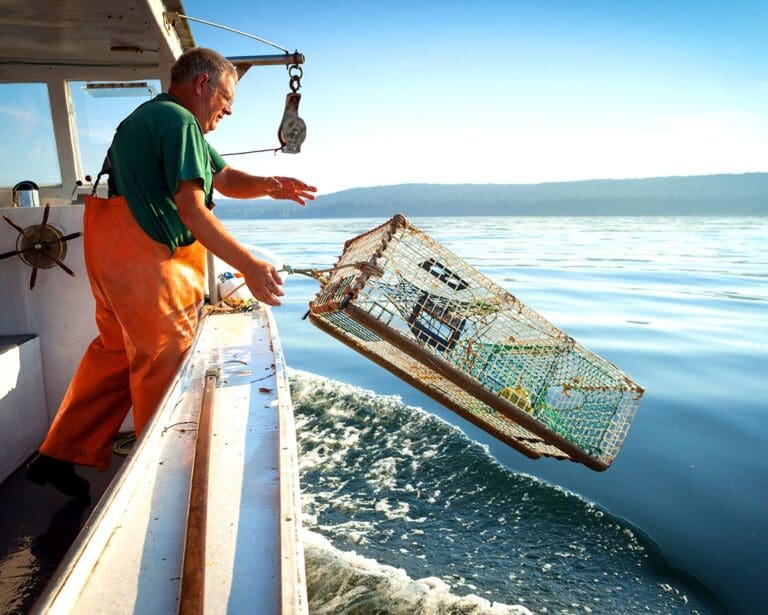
[{"left": 26, "top": 48, "right": 316, "bottom": 498}]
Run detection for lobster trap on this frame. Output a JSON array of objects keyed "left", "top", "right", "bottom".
[{"left": 307, "top": 215, "right": 644, "bottom": 471}]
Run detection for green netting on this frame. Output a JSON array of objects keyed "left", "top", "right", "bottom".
[{"left": 308, "top": 215, "right": 644, "bottom": 470}]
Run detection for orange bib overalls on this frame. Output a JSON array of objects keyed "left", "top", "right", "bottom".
[{"left": 40, "top": 195, "right": 206, "bottom": 470}]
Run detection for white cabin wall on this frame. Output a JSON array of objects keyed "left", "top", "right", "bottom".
[
  {"left": 0, "top": 204, "right": 96, "bottom": 422},
  {"left": 0, "top": 335, "right": 48, "bottom": 482}
]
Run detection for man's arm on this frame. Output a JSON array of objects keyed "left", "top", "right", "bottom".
[
  {"left": 175, "top": 179, "right": 284, "bottom": 306},
  {"left": 213, "top": 166, "right": 317, "bottom": 205}
]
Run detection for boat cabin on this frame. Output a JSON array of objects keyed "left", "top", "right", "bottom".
[{"left": 0, "top": 2, "right": 306, "bottom": 613}]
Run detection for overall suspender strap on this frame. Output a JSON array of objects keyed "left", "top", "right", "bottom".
[{"left": 91, "top": 151, "right": 116, "bottom": 197}]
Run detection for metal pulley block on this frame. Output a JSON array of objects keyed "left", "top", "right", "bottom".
[{"left": 278, "top": 64, "right": 306, "bottom": 154}]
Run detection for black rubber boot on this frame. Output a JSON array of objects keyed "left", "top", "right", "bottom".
[{"left": 25, "top": 453, "right": 90, "bottom": 499}]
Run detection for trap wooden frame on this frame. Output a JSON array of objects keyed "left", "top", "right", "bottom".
[{"left": 308, "top": 215, "right": 644, "bottom": 471}]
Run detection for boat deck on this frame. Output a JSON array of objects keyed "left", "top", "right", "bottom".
[
  {"left": 0, "top": 309, "right": 306, "bottom": 614},
  {"left": 0, "top": 452, "right": 125, "bottom": 614}
]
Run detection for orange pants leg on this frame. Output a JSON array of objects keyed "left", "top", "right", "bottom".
[
  {"left": 39, "top": 301, "right": 133, "bottom": 470},
  {"left": 41, "top": 195, "right": 205, "bottom": 470}
]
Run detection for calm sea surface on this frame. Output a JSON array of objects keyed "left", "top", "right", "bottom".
[{"left": 227, "top": 215, "right": 767, "bottom": 614}]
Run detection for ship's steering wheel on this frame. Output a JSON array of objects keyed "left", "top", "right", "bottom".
[{"left": 0, "top": 204, "right": 82, "bottom": 289}]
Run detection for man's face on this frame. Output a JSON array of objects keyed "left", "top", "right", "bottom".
[{"left": 200, "top": 73, "right": 236, "bottom": 133}]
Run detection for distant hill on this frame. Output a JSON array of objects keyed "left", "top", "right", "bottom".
[{"left": 215, "top": 173, "right": 768, "bottom": 219}]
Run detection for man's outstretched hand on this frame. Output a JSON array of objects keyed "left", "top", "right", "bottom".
[
  {"left": 265, "top": 176, "right": 317, "bottom": 205},
  {"left": 242, "top": 259, "right": 284, "bottom": 307}
]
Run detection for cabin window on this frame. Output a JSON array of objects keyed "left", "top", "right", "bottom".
[
  {"left": 0, "top": 83, "right": 61, "bottom": 188},
  {"left": 68, "top": 81, "right": 160, "bottom": 179}
]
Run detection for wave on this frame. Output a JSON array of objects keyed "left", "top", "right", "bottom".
[
  {"left": 304, "top": 530, "right": 531, "bottom": 614},
  {"left": 290, "top": 370, "right": 718, "bottom": 614}
]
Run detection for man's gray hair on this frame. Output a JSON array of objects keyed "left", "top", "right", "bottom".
[{"left": 171, "top": 47, "right": 237, "bottom": 87}]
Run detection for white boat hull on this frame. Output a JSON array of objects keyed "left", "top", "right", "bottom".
[{"left": 33, "top": 308, "right": 307, "bottom": 614}]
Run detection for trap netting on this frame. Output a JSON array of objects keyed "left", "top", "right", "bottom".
[{"left": 308, "top": 215, "right": 643, "bottom": 471}]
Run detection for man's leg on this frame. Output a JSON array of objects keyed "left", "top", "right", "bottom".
[
  {"left": 86, "top": 197, "right": 206, "bottom": 440},
  {"left": 30, "top": 196, "right": 205, "bottom": 495},
  {"left": 38, "top": 301, "right": 133, "bottom": 470}
]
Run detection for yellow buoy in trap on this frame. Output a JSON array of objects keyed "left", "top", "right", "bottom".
[{"left": 305, "top": 214, "right": 644, "bottom": 471}]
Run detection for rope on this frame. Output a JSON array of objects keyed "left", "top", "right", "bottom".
[
  {"left": 113, "top": 432, "right": 136, "bottom": 456},
  {"left": 221, "top": 147, "right": 283, "bottom": 156},
  {"left": 203, "top": 261, "right": 381, "bottom": 313},
  {"left": 283, "top": 261, "right": 384, "bottom": 283}
]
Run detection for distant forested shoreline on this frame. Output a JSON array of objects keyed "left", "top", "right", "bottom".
[{"left": 215, "top": 173, "right": 768, "bottom": 219}]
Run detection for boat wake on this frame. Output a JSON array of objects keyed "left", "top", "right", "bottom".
[
  {"left": 304, "top": 530, "right": 530, "bottom": 614},
  {"left": 289, "top": 370, "right": 719, "bottom": 614}
]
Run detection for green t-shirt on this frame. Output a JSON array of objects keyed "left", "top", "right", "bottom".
[{"left": 108, "top": 93, "right": 228, "bottom": 252}]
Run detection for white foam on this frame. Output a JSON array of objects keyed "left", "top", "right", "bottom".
[
  {"left": 304, "top": 530, "right": 532, "bottom": 615},
  {"left": 292, "top": 367, "right": 605, "bottom": 511},
  {"left": 289, "top": 369, "right": 663, "bottom": 611}
]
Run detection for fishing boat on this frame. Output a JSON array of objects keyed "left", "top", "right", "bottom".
[{"left": 0, "top": 1, "right": 306, "bottom": 612}]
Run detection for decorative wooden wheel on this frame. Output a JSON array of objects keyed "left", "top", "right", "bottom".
[{"left": 0, "top": 204, "right": 82, "bottom": 289}]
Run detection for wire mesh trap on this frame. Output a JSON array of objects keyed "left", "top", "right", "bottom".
[{"left": 307, "top": 214, "right": 644, "bottom": 471}]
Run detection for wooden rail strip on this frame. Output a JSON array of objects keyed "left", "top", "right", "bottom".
[{"left": 179, "top": 367, "right": 220, "bottom": 614}]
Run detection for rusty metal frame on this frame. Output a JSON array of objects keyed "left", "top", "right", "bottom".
[{"left": 307, "top": 214, "right": 643, "bottom": 471}]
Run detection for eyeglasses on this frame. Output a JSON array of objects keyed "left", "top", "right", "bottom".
[{"left": 210, "top": 83, "right": 235, "bottom": 108}]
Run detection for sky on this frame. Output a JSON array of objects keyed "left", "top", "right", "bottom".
[
  {"left": 178, "top": 0, "right": 768, "bottom": 194},
  {"left": 2, "top": 1, "right": 765, "bottom": 194}
]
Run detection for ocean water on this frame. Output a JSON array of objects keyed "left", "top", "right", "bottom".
[{"left": 226, "top": 215, "right": 767, "bottom": 614}]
